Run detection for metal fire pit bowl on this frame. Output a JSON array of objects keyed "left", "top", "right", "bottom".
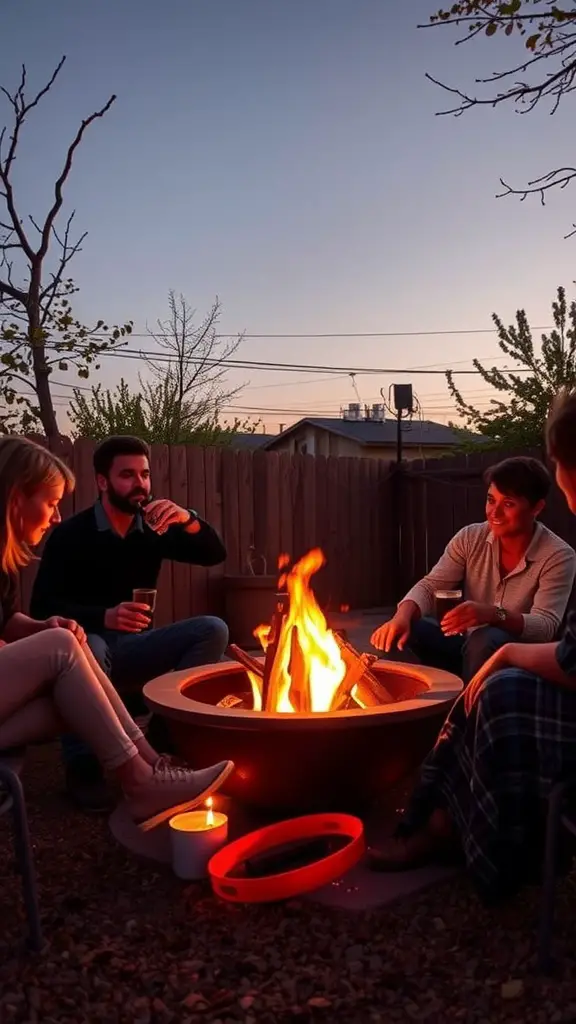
[{"left": 144, "top": 661, "right": 463, "bottom": 813}]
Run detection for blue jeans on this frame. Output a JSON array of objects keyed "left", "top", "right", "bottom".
[
  {"left": 407, "top": 616, "right": 510, "bottom": 684},
  {"left": 61, "top": 615, "right": 229, "bottom": 764}
]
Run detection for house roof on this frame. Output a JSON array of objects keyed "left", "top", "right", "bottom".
[
  {"left": 230, "top": 432, "right": 275, "bottom": 450},
  {"left": 263, "top": 417, "right": 476, "bottom": 449}
]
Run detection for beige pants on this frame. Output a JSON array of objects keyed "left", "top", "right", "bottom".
[{"left": 0, "top": 628, "right": 144, "bottom": 770}]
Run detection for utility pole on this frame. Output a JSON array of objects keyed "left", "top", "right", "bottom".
[{"left": 392, "top": 384, "right": 414, "bottom": 464}]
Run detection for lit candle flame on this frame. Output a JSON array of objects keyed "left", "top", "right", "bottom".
[{"left": 205, "top": 796, "right": 214, "bottom": 826}]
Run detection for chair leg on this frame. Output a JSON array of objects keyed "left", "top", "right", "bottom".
[
  {"left": 0, "top": 769, "right": 43, "bottom": 953},
  {"left": 538, "top": 783, "right": 565, "bottom": 973}
]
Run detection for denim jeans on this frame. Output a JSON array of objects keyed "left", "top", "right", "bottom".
[
  {"left": 61, "top": 615, "right": 229, "bottom": 764},
  {"left": 407, "top": 616, "right": 510, "bottom": 684}
]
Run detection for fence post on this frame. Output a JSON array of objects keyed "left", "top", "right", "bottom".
[{"left": 390, "top": 460, "right": 404, "bottom": 604}]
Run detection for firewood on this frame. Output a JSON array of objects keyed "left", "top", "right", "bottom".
[
  {"left": 330, "top": 651, "right": 374, "bottom": 711},
  {"left": 289, "top": 625, "right": 310, "bottom": 713},
  {"left": 333, "top": 632, "right": 394, "bottom": 704},
  {"left": 262, "top": 592, "right": 289, "bottom": 711},
  {"left": 226, "top": 644, "right": 264, "bottom": 678}
]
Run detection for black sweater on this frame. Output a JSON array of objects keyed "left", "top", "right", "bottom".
[{"left": 30, "top": 505, "right": 226, "bottom": 632}]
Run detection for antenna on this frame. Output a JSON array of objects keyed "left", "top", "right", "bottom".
[{"left": 349, "top": 372, "right": 362, "bottom": 405}]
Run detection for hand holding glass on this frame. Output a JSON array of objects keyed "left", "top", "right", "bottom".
[
  {"left": 132, "top": 588, "right": 157, "bottom": 622},
  {"left": 435, "top": 589, "right": 463, "bottom": 635}
]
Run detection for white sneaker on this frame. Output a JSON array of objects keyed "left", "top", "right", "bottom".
[{"left": 127, "top": 759, "right": 235, "bottom": 832}]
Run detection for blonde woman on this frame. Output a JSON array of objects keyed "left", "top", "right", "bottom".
[{"left": 0, "top": 436, "right": 233, "bottom": 829}]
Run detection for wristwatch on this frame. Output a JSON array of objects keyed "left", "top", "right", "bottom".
[{"left": 494, "top": 606, "right": 506, "bottom": 624}]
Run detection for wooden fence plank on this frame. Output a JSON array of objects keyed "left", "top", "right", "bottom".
[
  {"left": 237, "top": 449, "right": 254, "bottom": 574},
  {"left": 410, "top": 459, "right": 428, "bottom": 584},
  {"left": 73, "top": 437, "right": 97, "bottom": 513},
  {"left": 186, "top": 446, "right": 209, "bottom": 616},
  {"left": 380, "top": 461, "right": 396, "bottom": 606},
  {"left": 301, "top": 453, "right": 317, "bottom": 554},
  {"left": 347, "top": 456, "right": 362, "bottom": 609},
  {"left": 204, "top": 447, "right": 224, "bottom": 615},
  {"left": 324, "top": 456, "right": 340, "bottom": 608},
  {"left": 313, "top": 455, "right": 329, "bottom": 606},
  {"left": 169, "top": 444, "right": 191, "bottom": 622},
  {"left": 150, "top": 444, "right": 173, "bottom": 627},
  {"left": 290, "top": 454, "right": 305, "bottom": 561},
  {"left": 221, "top": 448, "right": 240, "bottom": 574},
  {"left": 335, "top": 458, "right": 351, "bottom": 609},
  {"left": 253, "top": 449, "right": 280, "bottom": 576},
  {"left": 278, "top": 452, "right": 293, "bottom": 560}
]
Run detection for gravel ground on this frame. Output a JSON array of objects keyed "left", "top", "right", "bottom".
[{"left": 2, "top": 746, "right": 576, "bottom": 1023}]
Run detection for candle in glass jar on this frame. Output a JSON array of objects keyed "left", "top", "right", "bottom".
[{"left": 169, "top": 798, "right": 229, "bottom": 880}]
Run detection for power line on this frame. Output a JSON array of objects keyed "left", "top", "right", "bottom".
[
  {"left": 83, "top": 325, "right": 555, "bottom": 340},
  {"left": 82, "top": 347, "right": 536, "bottom": 376}
]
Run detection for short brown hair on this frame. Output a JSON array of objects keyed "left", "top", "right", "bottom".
[
  {"left": 484, "top": 456, "right": 551, "bottom": 506},
  {"left": 93, "top": 435, "right": 150, "bottom": 478},
  {"left": 0, "top": 436, "right": 75, "bottom": 575},
  {"left": 547, "top": 389, "right": 576, "bottom": 468}
]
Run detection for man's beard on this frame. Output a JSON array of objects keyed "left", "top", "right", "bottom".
[{"left": 105, "top": 482, "right": 149, "bottom": 515}]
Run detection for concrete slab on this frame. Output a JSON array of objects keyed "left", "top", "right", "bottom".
[
  {"left": 304, "top": 810, "right": 457, "bottom": 911},
  {"left": 109, "top": 790, "right": 459, "bottom": 911}
]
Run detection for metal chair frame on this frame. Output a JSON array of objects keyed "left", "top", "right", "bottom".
[{"left": 0, "top": 756, "right": 43, "bottom": 952}]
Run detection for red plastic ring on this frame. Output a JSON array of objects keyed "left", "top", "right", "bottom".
[{"left": 208, "top": 812, "right": 365, "bottom": 903}]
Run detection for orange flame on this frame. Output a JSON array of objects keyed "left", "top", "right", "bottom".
[{"left": 249, "top": 549, "right": 349, "bottom": 713}]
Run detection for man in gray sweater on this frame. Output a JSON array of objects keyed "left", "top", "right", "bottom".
[{"left": 371, "top": 457, "right": 576, "bottom": 683}]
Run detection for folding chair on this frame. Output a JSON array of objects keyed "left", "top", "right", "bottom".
[{"left": 0, "top": 750, "right": 43, "bottom": 952}]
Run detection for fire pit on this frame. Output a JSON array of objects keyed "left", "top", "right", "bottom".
[{"left": 144, "top": 550, "right": 462, "bottom": 812}]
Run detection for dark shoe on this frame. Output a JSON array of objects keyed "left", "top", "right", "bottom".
[
  {"left": 367, "top": 831, "right": 459, "bottom": 873},
  {"left": 65, "top": 755, "right": 115, "bottom": 814}
]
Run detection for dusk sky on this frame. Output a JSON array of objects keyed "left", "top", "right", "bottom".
[{"left": 3, "top": 0, "right": 575, "bottom": 433}]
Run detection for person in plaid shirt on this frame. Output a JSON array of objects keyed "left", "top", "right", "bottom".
[{"left": 369, "top": 390, "right": 576, "bottom": 903}]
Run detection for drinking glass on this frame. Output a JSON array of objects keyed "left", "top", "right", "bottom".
[
  {"left": 133, "top": 588, "right": 157, "bottom": 623},
  {"left": 434, "top": 589, "right": 462, "bottom": 623}
]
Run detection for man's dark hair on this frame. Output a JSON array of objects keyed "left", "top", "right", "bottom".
[
  {"left": 547, "top": 389, "right": 576, "bottom": 469},
  {"left": 483, "top": 456, "right": 551, "bottom": 506},
  {"left": 93, "top": 436, "right": 150, "bottom": 478}
]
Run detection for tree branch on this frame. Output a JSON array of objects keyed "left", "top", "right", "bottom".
[{"left": 36, "top": 95, "right": 116, "bottom": 262}]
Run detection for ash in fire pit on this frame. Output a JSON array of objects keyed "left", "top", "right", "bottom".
[{"left": 144, "top": 550, "right": 463, "bottom": 813}]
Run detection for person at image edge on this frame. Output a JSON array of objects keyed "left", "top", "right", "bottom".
[{"left": 31, "top": 435, "right": 229, "bottom": 812}]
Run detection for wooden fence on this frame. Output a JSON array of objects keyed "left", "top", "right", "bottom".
[
  {"left": 396, "top": 448, "right": 576, "bottom": 597},
  {"left": 20, "top": 439, "right": 576, "bottom": 623},
  {"left": 19, "top": 439, "right": 397, "bottom": 624}
]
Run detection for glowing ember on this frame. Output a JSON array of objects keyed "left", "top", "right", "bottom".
[{"left": 247, "top": 549, "right": 365, "bottom": 714}]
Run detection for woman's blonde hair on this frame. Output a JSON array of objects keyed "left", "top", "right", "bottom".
[{"left": 0, "top": 436, "right": 75, "bottom": 575}]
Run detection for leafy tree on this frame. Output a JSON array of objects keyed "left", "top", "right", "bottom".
[
  {"left": 0, "top": 57, "right": 132, "bottom": 437},
  {"left": 69, "top": 377, "right": 257, "bottom": 445},
  {"left": 447, "top": 285, "right": 576, "bottom": 448},
  {"left": 425, "top": 2, "right": 576, "bottom": 234}
]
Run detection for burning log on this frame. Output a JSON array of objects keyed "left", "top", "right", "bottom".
[
  {"left": 333, "top": 633, "right": 394, "bottom": 705},
  {"left": 226, "top": 644, "right": 264, "bottom": 678},
  {"left": 289, "top": 626, "right": 310, "bottom": 713},
  {"left": 330, "top": 650, "right": 375, "bottom": 711},
  {"left": 262, "top": 592, "right": 289, "bottom": 711}
]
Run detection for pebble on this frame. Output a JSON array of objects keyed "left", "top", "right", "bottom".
[
  {"left": 5, "top": 745, "right": 576, "bottom": 1023},
  {"left": 501, "top": 980, "right": 525, "bottom": 1000}
]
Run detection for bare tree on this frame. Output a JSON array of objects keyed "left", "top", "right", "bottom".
[
  {"left": 423, "top": 2, "right": 576, "bottom": 234},
  {"left": 141, "top": 291, "right": 244, "bottom": 443},
  {"left": 0, "top": 56, "right": 132, "bottom": 437}
]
